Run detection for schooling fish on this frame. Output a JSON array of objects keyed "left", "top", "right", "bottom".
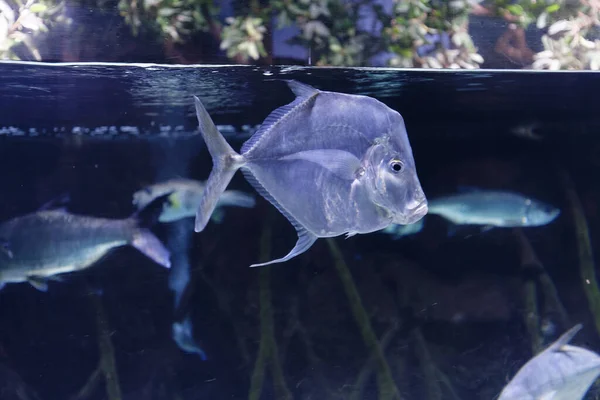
[
  {"left": 0, "top": 194, "right": 172, "bottom": 292},
  {"left": 133, "top": 178, "right": 255, "bottom": 223},
  {"left": 193, "top": 80, "right": 427, "bottom": 267},
  {"left": 498, "top": 324, "right": 600, "bottom": 400},
  {"left": 427, "top": 188, "right": 560, "bottom": 232}
]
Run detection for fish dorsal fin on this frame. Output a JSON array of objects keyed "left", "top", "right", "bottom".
[
  {"left": 39, "top": 193, "right": 71, "bottom": 211},
  {"left": 240, "top": 80, "right": 319, "bottom": 155},
  {"left": 285, "top": 80, "right": 320, "bottom": 98},
  {"left": 241, "top": 168, "right": 317, "bottom": 267},
  {"left": 550, "top": 323, "right": 583, "bottom": 352}
]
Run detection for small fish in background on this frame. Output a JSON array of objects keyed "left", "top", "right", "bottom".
[
  {"left": 133, "top": 178, "right": 255, "bottom": 223},
  {"left": 427, "top": 187, "right": 560, "bottom": 235},
  {"left": 172, "top": 316, "right": 207, "bottom": 361},
  {"left": 498, "top": 324, "right": 600, "bottom": 400},
  {"left": 193, "top": 80, "right": 427, "bottom": 267},
  {"left": 0, "top": 194, "right": 172, "bottom": 292},
  {"left": 380, "top": 218, "right": 425, "bottom": 240}
]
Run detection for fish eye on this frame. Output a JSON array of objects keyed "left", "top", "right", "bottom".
[{"left": 389, "top": 159, "right": 404, "bottom": 173}]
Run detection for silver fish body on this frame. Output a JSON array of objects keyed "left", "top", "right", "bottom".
[
  {"left": 427, "top": 190, "right": 560, "bottom": 228},
  {"left": 498, "top": 324, "right": 600, "bottom": 400},
  {"left": 193, "top": 80, "right": 427, "bottom": 267},
  {"left": 0, "top": 203, "right": 171, "bottom": 291},
  {"left": 133, "top": 178, "right": 255, "bottom": 223}
]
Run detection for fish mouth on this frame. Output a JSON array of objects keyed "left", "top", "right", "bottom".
[
  {"left": 409, "top": 201, "right": 428, "bottom": 219},
  {"left": 394, "top": 200, "right": 428, "bottom": 225}
]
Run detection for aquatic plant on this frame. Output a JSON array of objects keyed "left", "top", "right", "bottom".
[
  {"left": 220, "top": 15, "right": 267, "bottom": 63},
  {"left": 0, "top": 0, "right": 70, "bottom": 60},
  {"left": 1, "top": 0, "right": 600, "bottom": 69},
  {"left": 382, "top": 0, "right": 483, "bottom": 68},
  {"left": 249, "top": 216, "right": 293, "bottom": 400},
  {"left": 559, "top": 170, "right": 600, "bottom": 338},
  {"left": 118, "top": 0, "right": 219, "bottom": 41},
  {"left": 489, "top": 0, "right": 600, "bottom": 70},
  {"left": 326, "top": 238, "right": 401, "bottom": 400}
]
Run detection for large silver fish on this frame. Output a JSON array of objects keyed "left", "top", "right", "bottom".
[
  {"left": 193, "top": 80, "right": 427, "bottom": 267},
  {"left": 133, "top": 178, "right": 255, "bottom": 223},
  {"left": 498, "top": 324, "right": 600, "bottom": 400},
  {"left": 0, "top": 195, "right": 172, "bottom": 292},
  {"left": 427, "top": 188, "right": 560, "bottom": 228}
]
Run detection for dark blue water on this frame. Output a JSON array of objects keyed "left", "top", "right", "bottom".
[{"left": 0, "top": 62, "right": 600, "bottom": 399}]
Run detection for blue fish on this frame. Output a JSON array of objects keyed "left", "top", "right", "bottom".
[{"left": 427, "top": 188, "right": 560, "bottom": 234}]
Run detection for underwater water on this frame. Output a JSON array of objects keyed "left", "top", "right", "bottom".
[{"left": 1, "top": 62, "right": 600, "bottom": 400}]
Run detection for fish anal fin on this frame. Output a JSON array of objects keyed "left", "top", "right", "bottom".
[
  {"left": 241, "top": 168, "right": 318, "bottom": 267},
  {"left": 250, "top": 227, "right": 317, "bottom": 268},
  {"left": 280, "top": 150, "right": 361, "bottom": 181},
  {"left": 28, "top": 276, "right": 48, "bottom": 292}
]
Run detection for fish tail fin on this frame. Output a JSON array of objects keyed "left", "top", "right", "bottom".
[
  {"left": 193, "top": 96, "right": 245, "bottom": 232},
  {"left": 129, "top": 192, "right": 173, "bottom": 269},
  {"left": 131, "top": 229, "right": 171, "bottom": 269}
]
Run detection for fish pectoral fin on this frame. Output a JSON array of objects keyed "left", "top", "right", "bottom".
[
  {"left": 345, "top": 231, "right": 357, "bottom": 239},
  {"left": 250, "top": 227, "right": 318, "bottom": 268},
  {"left": 0, "top": 238, "right": 13, "bottom": 259},
  {"left": 280, "top": 150, "right": 362, "bottom": 181},
  {"left": 27, "top": 276, "right": 49, "bottom": 292},
  {"left": 447, "top": 223, "right": 460, "bottom": 237}
]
